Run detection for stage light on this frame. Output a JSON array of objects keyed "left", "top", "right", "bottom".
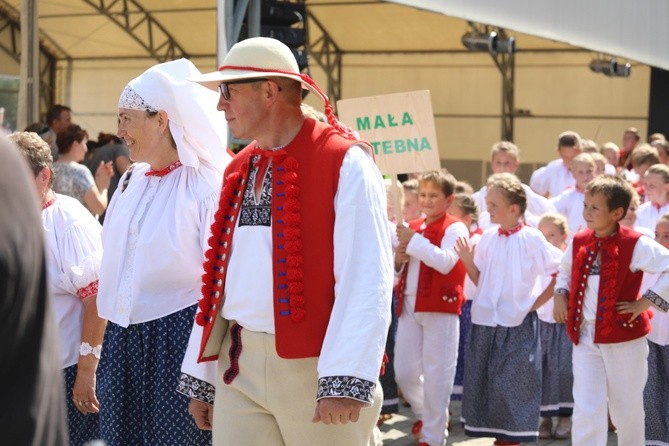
[
  {"left": 589, "top": 58, "right": 631, "bottom": 77},
  {"left": 462, "top": 31, "right": 515, "bottom": 54}
]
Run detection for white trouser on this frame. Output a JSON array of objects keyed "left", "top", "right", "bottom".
[
  {"left": 571, "top": 321, "right": 648, "bottom": 446},
  {"left": 394, "top": 309, "right": 459, "bottom": 446}
]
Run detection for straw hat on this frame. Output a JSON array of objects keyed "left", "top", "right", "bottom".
[
  {"left": 193, "top": 37, "right": 327, "bottom": 103},
  {"left": 193, "top": 37, "right": 358, "bottom": 140}
]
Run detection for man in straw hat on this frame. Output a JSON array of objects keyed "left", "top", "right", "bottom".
[{"left": 187, "top": 37, "right": 393, "bottom": 445}]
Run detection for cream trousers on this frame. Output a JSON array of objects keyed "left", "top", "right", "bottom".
[{"left": 212, "top": 326, "right": 382, "bottom": 446}]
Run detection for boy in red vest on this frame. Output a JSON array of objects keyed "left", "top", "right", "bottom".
[
  {"left": 394, "top": 170, "right": 469, "bottom": 446},
  {"left": 553, "top": 175, "right": 669, "bottom": 445}
]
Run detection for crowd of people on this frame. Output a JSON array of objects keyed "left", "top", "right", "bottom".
[
  {"left": 386, "top": 129, "right": 669, "bottom": 446},
  {"left": 2, "top": 36, "right": 669, "bottom": 446}
]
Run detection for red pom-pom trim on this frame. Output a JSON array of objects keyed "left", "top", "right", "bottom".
[
  {"left": 287, "top": 254, "right": 303, "bottom": 267},
  {"left": 284, "top": 228, "right": 301, "bottom": 240},
  {"left": 285, "top": 212, "right": 301, "bottom": 226},
  {"left": 284, "top": 157, "right": 299, "bottom": 170},
  {"left": 288, "top": 282, "right": 304, "bottom": 294},
  {"left": 285, "top": 199, "right": 300, "bottom": 212},
  {"left": 286, "top": 185, "right": 300, "bottom": 199},
  {"left": 285, "top": 240, "right": 303, "bottom": 253},
  {"left": 290, "top": 307, "right": 306, "bottom": 322},
  {"left": 287, "top": 268, "right": 304, "bottom": 281},
  {"left": 283, "top": 171, "right": 298, "bottom": 185}
]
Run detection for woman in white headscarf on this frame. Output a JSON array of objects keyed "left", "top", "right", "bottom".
[{"left": 96, "top": 59, "right": 230, "bottom": 446}]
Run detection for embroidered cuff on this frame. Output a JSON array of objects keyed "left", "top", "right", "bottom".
[
  {"left": 643, "top": 290, "right": 669, "bottom": 312},
  {"left": 77, "top": 280, "right": 99, "bottom": 300},
  {"left": 176, "top": 373, "right": 215, "bottom": 405},
  {"left": 317, "top": 376, "right": 376, "bottom": 405},
  {"left": 554, "top": 288, "right": 569, "bottom": 297}
]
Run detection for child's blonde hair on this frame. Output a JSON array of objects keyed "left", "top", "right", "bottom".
[
  {"left": 538, "top": 212, "right": 569, "bottom": 236},
  {"left": 581, "top": 139, "right": 599, "bottom": 153},
  {"left": 453, "top": 193, "right": 479, "bottom": 224},
  {"left": 570, "top": 152, "right": 596, "bottom": 169},
  {"left": 490, "top": 141, "right": 520, "bottom": 160},
  {"left": 659, "top": 213, "right": 669, "bottom": 225},
  {"left": 631, "top": 144, "right": 661, "bottom": 168},
  {"left": 601, "top": 142, "right": 620, "bottom": 154},
  {"left": 487, "top": 173, "right": 527, "bottom": 215},
  {"left": 646, "top": 163, "right": 669, "bottom": 184},
  {"left": 455, "top": 180, "right": 474, "bottom": 195}
]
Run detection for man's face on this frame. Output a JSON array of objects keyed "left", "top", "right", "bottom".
[
  {"left": 52, "top": 110, "right": 72, "bottom": 133},
  {"left": 217, "top": 79, "right": 270, "bottom": 140}
]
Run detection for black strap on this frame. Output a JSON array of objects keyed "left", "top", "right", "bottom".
[{"left": 121, "top": 163, "right": 136, "bottom": 193}]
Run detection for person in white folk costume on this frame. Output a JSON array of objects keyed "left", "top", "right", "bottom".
[
  {"left": 549, "top": 153, "right": 597, "bottom": 240},
  {"left": 472, "top": 141, "right": 554, "bottom": 226},
  {"left": 186, "top": 37, "right": 393, "bottom": 446},
  {"left": 530, "top": 131, "right": 582, "bottom": 198},
  {"left": 96, "top": 59, "right": 230, "bottom": 446},
  {"left": 9, "top": 131, "right": 105, "bottom": 446}
]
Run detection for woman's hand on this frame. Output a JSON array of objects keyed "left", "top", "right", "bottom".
[
  {"left": 95, "top": 161, "right": 114, "bottom": 190},
  {"left": 72, "top": 361, "right": 100, "bottom": 414}
]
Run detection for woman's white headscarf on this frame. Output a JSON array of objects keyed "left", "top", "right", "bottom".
[{"left": 118, "top": 58, "right": 229, "bottom": 171}]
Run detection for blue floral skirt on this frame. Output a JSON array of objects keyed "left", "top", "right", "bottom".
[
  {"left": 462, "top": 312, "right": 541, "bottom": 443},
  {"left": 644, "top": 340, "right": 669, "bottom": 446},
  {"left": 97, "top": 305, "right": 211, "bottom": 446},
  {"left": 539, "top": 320, "right": 573, "bottom": 417}
]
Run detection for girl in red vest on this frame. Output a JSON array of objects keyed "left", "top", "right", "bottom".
[
  {"left": 455, "top": 174, "right": 563, "bottom": 446},
  {"left": 394, "top": 171, "right": 469, "bottom": 446},
  {"left": 553, "top": 176, "right": 669, "bottom": 445}
]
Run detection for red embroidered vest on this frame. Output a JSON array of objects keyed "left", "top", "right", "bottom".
[
  {"left": 567, "top": 225, "right": 649, "bottom": 345},
  {"left": 395, "top": 214, "right": 467, "bottom": 316},
  {"left": 197, "top": 118, "right": 354, "bottom": 360}
]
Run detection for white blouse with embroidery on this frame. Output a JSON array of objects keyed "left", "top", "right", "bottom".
[
  {"left": 42, "top": 194, "right": 102, "bottom": 369},
  {"left": 98, "top": 162, "right": 222, "bottom": 327}
]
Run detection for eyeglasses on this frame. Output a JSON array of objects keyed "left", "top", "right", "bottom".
[{"left": 218, "top": 78, "right": 269, "bottom": 101}]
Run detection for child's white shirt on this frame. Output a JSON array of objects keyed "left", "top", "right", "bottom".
[
  {"left": 529, "top": 158, "right": 575, "bottom": 198},
  {"left": 635, "top": 201, "right": 669, "bottom": 233},
  {"left": 472, "top": 225, "right": 563, "bottom": 327},
  {"left": 534, "top": 274, "right": 556, "bottom": 323},
  {"left": 550, "top": 188, "right": 587, "bottom": 240}
]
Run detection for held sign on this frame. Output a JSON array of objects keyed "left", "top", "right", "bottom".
[{"left": 337, "top": 90, "right": 441, "bottom": 175}]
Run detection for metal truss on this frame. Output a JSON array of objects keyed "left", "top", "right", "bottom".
[
  {"left": 81, "top": 0, "right": 188, "bottom": 62},
  {"left": 0, "top": 1, "right": 64, "bottom": 116},
  {"left": 306, "top": 9, "right": 342, "bottom": 105},
  {"left": 466, "top": 22, "right": 515, "bottom": 142}
]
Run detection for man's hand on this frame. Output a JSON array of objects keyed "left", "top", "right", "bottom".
[
  {"left": 188, "top": 398, "right": 214, "bottom": 431},
  {"left": 312, "top": 397, "right": 365, "bottom": 425}
]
